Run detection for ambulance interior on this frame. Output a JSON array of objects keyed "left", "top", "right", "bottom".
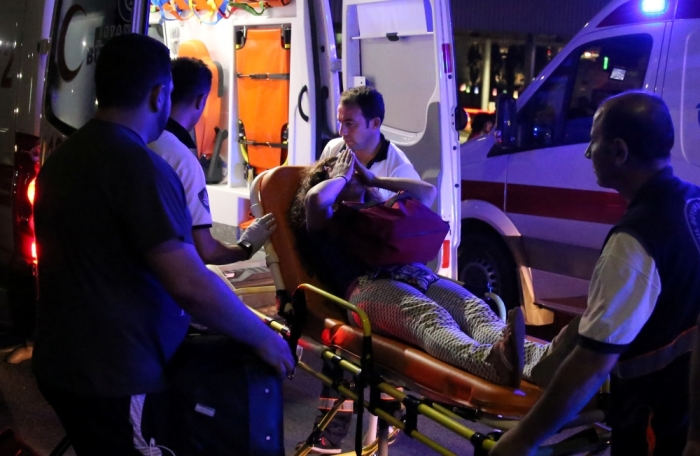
[{"left": 149, "top": 0, "right": 459, "bottom": 279}]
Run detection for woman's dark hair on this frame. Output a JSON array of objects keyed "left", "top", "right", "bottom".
[{"left": 289, "top": 157, "right": 338, "bottom": 275}]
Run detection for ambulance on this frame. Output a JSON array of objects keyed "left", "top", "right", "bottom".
[
  {"left": 459, "top": 0, "right": 700, "bottom": 322},
  {"left": 0, "top": 0, "right": 461, "bottom": 308}
]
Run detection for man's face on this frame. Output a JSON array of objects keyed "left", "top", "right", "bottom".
[
  {"left": 585, "top": 109, "right": 618, "bottom": 189},
  {"left": 337, "top": 103, "right": 378, "bottom": 153}
]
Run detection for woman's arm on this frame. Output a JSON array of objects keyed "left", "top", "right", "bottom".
[
  {"left": 355, "top": 160, "right": 437, "bottom": 206},
  {"left": 305, "top": 150, "right": 355, "bottom": 231}
]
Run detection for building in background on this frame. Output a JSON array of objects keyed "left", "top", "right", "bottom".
[{"left": 330, "top": 0, "right": 612, "bottom": 110}]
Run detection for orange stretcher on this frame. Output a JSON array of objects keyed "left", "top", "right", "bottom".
[
  {"left": 177, "top": 40, "right": 224, "bottom": 159},
  {"left": 240, "top": 165, "right": 611, "bottom": 456},
  {"left": 236, "top": 27, "right": 291, "bottom": 180}
]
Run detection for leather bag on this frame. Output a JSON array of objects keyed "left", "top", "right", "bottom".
[{"left": 332, "top": 193, "right": 449, "bottom": 267}]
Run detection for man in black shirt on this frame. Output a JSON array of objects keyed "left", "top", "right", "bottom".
[{"left": 33, "top": 33, "right": 293, "bottom": 455}]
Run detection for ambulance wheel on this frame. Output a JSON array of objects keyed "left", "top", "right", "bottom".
[{"left": 458, "top": 232, "right": 519, "bottom": 311}]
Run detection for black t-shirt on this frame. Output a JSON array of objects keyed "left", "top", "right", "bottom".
[{"left": 33, "top": 119, "right": 193, "bottom": 397}]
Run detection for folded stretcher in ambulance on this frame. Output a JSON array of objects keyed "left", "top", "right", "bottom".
[{"left": 241, "top": 166, "right": 612, "bottom": 456}]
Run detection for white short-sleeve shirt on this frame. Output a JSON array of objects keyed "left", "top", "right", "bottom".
[
  {"left": 579, "top": 231, "right": 661, "bottom": 352},
  {"left": 320, "top": 136, "right": 420, "bottom": 202},
  {"left": 148, "top": 130, "right": 213, "bottom": 228}
]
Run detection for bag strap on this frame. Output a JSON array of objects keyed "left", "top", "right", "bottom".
[{"left": 384, "top": 191, "right": 412, "bottom": 207}]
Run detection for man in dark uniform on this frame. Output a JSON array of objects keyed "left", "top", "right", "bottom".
[
  {"left": 33, "top": 34, "right": 293, "bottom": 455},
  {"left": 492, "top": 91, "right": 700, "bottom": 456}
]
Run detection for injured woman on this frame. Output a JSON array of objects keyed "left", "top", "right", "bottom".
[{"left": 290, "top": 150, "right": 554, "bottom": 388}]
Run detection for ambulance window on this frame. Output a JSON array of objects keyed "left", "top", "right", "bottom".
[
  {"left": 515, "top": 54, "right": 575, "bottom": 149},
  {"left": 515, "top": 34, "right": 652, "bottom": 151},
  {"left": 46, "top": 0, "right": 135, "bottom": 134},
  {"left": 563, "top": 34, "right": 652, "bottom": 145}
]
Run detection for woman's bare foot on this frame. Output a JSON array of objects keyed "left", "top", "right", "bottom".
[{"left": 486, "top": 308, "right": 525, "bottom": 387}]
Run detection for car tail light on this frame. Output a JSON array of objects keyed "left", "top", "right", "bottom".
[{"left": 12, "top": 133, "right": 40, "bottom": 266}]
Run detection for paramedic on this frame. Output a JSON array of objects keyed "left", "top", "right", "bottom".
[
  {"left": 301, "top": 86, "right": 419, "bottom": 454},
  {"left": 684, "top": 315, "right": 700, "bottom": 456},
  {"left": 149, "top": 57, "right": 275, "bottom": 264},
  {"left": 319, "top": 86, "right": 421, "bottom": 201},
  {"left": 491, "top": 91, "right": 700, "bottom": 456},
  {"left": 32, "top": 34, "right": 293, "bottom": 455}
]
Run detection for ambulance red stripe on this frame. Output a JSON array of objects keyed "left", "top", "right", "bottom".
[{"left": 461, "top": 180, "right": 628, "bottom": 225}]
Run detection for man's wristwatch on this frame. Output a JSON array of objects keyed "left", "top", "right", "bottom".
[{"left": 237, "top": 240, "right": 254, "bottom": 260}]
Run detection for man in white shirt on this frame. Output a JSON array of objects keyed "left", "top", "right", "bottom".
[
  {"left": 319, "top": 86, "right": 420, "bottom": 202},
  {"left": 149, "top": 57, "right": 274, "bottom": 264}
]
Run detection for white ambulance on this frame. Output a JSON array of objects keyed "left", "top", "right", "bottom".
[
  {"left": 459, "top": 0, "right": 700, "bottom": 322},
  {"left": 0, "top": 0, "right": 461, "bottom": 301}
]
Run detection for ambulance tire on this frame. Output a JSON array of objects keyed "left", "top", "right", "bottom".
[{"left": 458, "top": 232, "right": 519, "bottom": 312}]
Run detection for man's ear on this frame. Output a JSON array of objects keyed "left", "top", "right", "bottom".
[
  {"left": 195, "top": 93, "right": 209, "bottom": 111},
  {"left": 612, "top": 137, "right": 629, "bottom": 166},
  {"left": 149, "top": 84, "right": 166, "bottom": 112},
  {"left": 369, "top": 117, "right": 382, "bottom": 130}
]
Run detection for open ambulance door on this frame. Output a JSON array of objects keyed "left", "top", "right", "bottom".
[
  {"left": 42, "top": 0, "right": 151, "bottom": 153},
  {"left": 340, "top": 0, "right": 460, "bottom": 278}
]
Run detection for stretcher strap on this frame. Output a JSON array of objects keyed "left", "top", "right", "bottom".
[
  {"left": 229, "top": 1, "right": 267, "bottom": 16},
  {"left": 239, "top": 140, "right": 288, "bottom": 148},
  {"left": 237, "top": 72, "right": 290, "bottom": 80},
  {"left": 402, "top": 395, "right": 421, "bottom": 435}
]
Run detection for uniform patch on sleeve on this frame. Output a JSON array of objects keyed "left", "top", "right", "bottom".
[
  {"left": 685, "top": 198, "right": 700, "bottom": 253},
  {"left": 198, "top": 188, "right": 211, "bottom": 213}
]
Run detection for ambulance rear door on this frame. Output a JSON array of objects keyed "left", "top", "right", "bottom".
[
  {"left": 41, "top": 0, "right": 151, "bottom": 152},
  {"left": 340, "top": 0, "right": 460, "bottom": 278}
]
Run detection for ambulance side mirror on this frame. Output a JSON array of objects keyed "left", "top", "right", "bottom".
[{"left": 495, "top": 95, "right": 517, "bottom": 148}]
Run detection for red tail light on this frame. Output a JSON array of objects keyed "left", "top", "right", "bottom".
[
  {"left": 27, "top": 177, "right": 36, "bottom": 206},
  {"left": 12, "top": 133, "right": 40, "bottom": 266}
]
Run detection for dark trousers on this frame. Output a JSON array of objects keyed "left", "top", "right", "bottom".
[
  {"left": 609, "top": 353, "right": 691, "bottom": 456},
  {"left": 37, "top": 382, "right": 169, "bottom": 456}
]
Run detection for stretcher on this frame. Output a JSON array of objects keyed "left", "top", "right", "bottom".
[
  {"left": 229, "top": 165, "right": 612, "bottom": 455},
  {"left": 236, "top": 27, "right": 291, "bottom": 181}
]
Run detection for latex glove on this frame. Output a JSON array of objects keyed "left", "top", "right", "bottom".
[{"left": 239, "top": 213, "right": 277, "bottom": 255}]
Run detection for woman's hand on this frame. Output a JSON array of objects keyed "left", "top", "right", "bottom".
[
  {"left": 354, "top": 158, "right": 377, "bottom": 187},
  {"left": 329, "top": 149, "right": 355, "bottom": 183}
]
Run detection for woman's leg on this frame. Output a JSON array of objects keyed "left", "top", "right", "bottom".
[
  {"left": 348, "top": 276, "right": 502, "bottom": 383},
  {"left": 424, "top": 279, "right": 548, "bottom": 381}
]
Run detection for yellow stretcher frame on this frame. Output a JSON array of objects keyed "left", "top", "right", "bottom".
[{"left": 213, "top": 166, "right": 613, "bottom": 456}]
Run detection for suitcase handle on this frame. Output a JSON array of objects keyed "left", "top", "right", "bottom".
[{"left": 297, "top": 85, "right": 309, "bottom": 122}]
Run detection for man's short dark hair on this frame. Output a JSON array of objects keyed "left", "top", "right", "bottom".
[
  {"left": 171, "top": 57, "right": 213, "bottom": 105},
  {"left": 95, "top": 34, "right": 171, "bottom": 109},
  {"left": 340, "top": 86, "right": 385, "bottom": 125},
  {"left": 600, "top": 91, "right": 674, "bottom": 163}
]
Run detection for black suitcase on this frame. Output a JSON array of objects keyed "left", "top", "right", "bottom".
[{"left": 145, "top": 334, "right": 285, "bottom": 456}]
